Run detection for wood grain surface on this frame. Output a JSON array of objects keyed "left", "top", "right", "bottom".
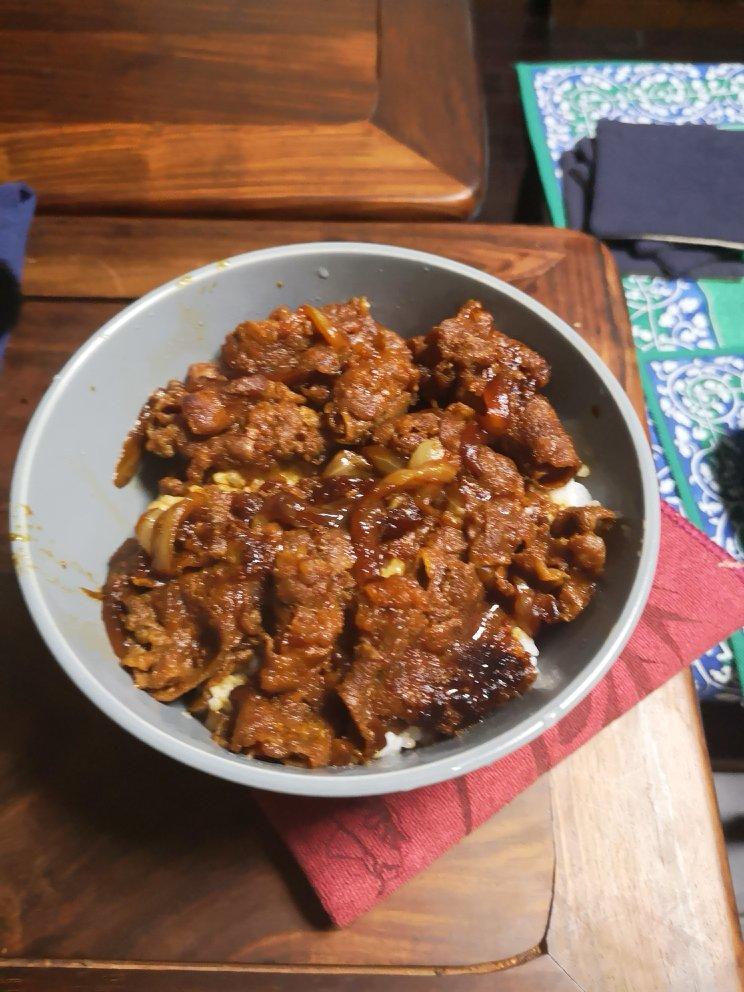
[
  {"left": 550, "top": 675, "right": 744, "bottom": 992},
  {"left": 0, "top": 955, "right": 583, "bottom": 992},
  {"left": 0, "top": 0, "right": 484, "bottom": 218},
  {"left": 2, "top": 218, "right": 741, "bottom": 990}
]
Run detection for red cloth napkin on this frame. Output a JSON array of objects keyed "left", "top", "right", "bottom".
[{"left": 258, "top": 503, "right": 744, "bottom": 926}]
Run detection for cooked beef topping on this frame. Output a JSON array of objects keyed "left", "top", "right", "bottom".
[{"left": 106, "top": 298, "right": 615, "bottom": 766}]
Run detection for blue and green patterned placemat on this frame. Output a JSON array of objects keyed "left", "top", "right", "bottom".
[{"left": 516, "top": 62, "right": 744, "bottom": 698}]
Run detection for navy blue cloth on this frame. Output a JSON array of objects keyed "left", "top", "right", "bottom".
[
  {"left": 561, "top": 124, "right": 744, "bottom": 278},
  {"left": 591, "top": 120, "right": 744, "bottom": 247},
  {"left": 0, "top": 182, "right": 35, "bottom": 280},
  {"left": 0, "top": 182, "right": 36, "bottom": 337}
]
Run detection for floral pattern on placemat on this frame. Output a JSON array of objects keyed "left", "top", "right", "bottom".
[
  {"left": 533, "top": 62, "right": 744, "bottom": 183},
  {"left": 648, "top": 355, "right": 744, "bottom": 557},
  {"left": 648, "top": 413, "right": 735, "bottom": 698},
  {"left": 648, "top": 416, "right": 682, "bottom": 513},
  {"left": 645, "top": 354, "right": 744, "bottom": 698},
  {"left": 624, "top": 277, "right": 719, "bottom": 353},
  {"left": 692, "top": 640, "right": 735, "bottom": 700}
]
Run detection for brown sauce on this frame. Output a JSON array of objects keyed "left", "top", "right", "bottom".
[{"left": 103, "top": 298, "right": 615, "bottom": 767}]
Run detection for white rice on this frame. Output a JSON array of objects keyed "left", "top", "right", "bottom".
[
  {"left": 206, "top": 673, "right": 248, "bottom": 713},
  {"left": 546, "top": 479, "right": 597, "bottom": 508},
  {"left": 375, "top": 726, "right": 426, "bottom": 758}
]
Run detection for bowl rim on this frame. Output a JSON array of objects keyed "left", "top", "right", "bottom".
[{"left": 10, "top": 241, "right": 660, "bottom": 797}]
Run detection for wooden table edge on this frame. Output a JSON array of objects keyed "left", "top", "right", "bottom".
[{"left": 0, "top": 943, "right": 543, "bottom": 977}]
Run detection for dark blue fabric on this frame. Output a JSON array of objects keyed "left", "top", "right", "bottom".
[
  {"left": 561, "top": 126, "right": 744, "bottom": 278},
  {"left": 0, "top": 182, "right": 35, "bottom": 280},
  {"left": 0, "top": 182, "right": 36, "bottom": 339},
  {"left": 591, "top": 119, "right": 744, "bottom": 247}
]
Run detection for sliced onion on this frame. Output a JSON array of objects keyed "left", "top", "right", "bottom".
[
  {"left": 361, "top": 444, "right": 405, "bottom": 475},
  {"left": 368, "top": 462, "right": 457, "bottom": 502},
  {"left": 349, "top": 462, "right": 457, "bottom": 585},
  {"left": 135, "top": 495, "right": 184, "bottom": 555},
  {"left": 408, "top": 438, "right": 445, "bottom": 469},
  {"left": 322, "top": 449, "right": 373, "bottom": 479},
  {"left": 304, "top": 304, "right": 349, "bottom": 349},
  {"left": 114, "top": 423, "right": 145, "bottom": 487},
  {"left": 532, "top": 560, "right": 566, "bottom": 585},
  {"left": 150, "top": 495, "right": 204, "bottom": 576}
]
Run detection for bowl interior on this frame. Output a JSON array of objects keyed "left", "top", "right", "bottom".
[{"left": 11, "top": 244, "right": 656, "bottom": 796}]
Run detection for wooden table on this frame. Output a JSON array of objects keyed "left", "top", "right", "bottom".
[
  {"left": 1, "top": 219, "right": 741, "bottom": 991},
  {"left": 0, "top": 0, "right": 483, "bottom": 219}
]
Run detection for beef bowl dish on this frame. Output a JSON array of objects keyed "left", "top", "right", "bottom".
[
  {"left": 106, "top": 297, "right": 616, "bottom": 769},
  {"left": 11, "top": 243, "right": 659, "bottom": 796}
]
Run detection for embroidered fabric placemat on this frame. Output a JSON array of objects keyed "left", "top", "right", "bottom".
[{"left": 516, "top": 61, "right": 744, "bottom": 696}]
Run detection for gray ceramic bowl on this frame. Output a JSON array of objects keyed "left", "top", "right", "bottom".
[{"left": 10, "top": 242, "right": 659, "bottom": 797}]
